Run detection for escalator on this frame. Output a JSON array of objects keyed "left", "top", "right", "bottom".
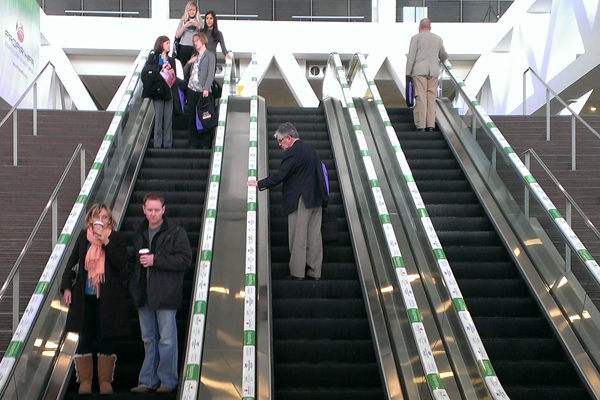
[
  {"left": 266, "top": 106, "right": 386, "bottom": 400},
  {"left": 62, "top": 115, "right": 208, "bottom": 399},
  {"left": 386, "top": 107, "right": 594, "bottom": 400}
]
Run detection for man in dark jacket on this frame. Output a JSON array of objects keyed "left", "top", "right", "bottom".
[
  {"left": 249, "top": 122, "right": 327, "bottom": 280},
  {"left": 129, "top": 193, "right": 192, "bottom": 394}
]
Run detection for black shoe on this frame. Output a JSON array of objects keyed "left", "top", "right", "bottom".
[
  {"left": 415, "top": 128, "right": 425, "bottom": 132},
  {"left": 305, "top": 276, "right": 321, "bottom": 281},
  {"left": 285, "top": 275, "right": 304, "bottom": 281},
  {"left": 425, "top": 127, "right": 434, "bottom": 132}
]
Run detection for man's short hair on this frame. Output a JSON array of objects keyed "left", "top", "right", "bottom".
[
  {"left": 143, "top": 192, "right": 165, "bottom": 207},
  {"left": 419, "top": 18, "right": 431, "bottom": 29},
  {"left": 274, "top": 122, "right": 300, "bottom": 140}
]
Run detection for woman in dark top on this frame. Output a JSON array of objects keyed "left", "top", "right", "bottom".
[
  {"left": 61, "top": 204, "right": 130, "bottom": 395},
  {"left": 146, "top": 36, "right": 176, "bottom": 149},
  {"left": 201, "top": 11, "right": 231, "bottom": 60}
]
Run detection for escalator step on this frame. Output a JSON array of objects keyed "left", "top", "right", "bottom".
[
  {"left": 493, "top": 361, "right": 582, "bottom": 386},
  {"left": 415, "top": 180, "right": 472, "bottom": 192},
  {"left": 465, "top": 297, "right": 540, "bottom": 317},
  {"left": 442, "top": 245, "right": 510, "bottom": 262},
  {"left": 426, "top": 204, "right": 485, "bottom": 218},
  {"left": 448, "top": 261, "right": 519, "bottom": 279},
  {"left": 458, "top": 278, "right": 530, "bottom": 297},
  {"left": 436, "top": 230, "right": 501, "bottom": 246},
  {"left": 430, "top": 217, "right": 492, "bottom": 231},
  {"left": 272, "top": 280, "right": 362, "bottom": 299},
  {"left": 499, "top": 386, "right": 590, "bottom": 400},
  {"left": 472, "top": 316, "right": 554, "bottom": 338},
  {"left": 274, "top": 340, "right": 376, "bottom": 363},
  {"left": 274, "top": 363, "right": 382, "bottom": 387},
  {"left": 272, "top": 299, "right": 367, "bottom": 318},
  {"left": 483, "top": 338, "right": 568, "bottom": 361},
  {"left": 273, "top": 318, "right": 372, "bottom": 340},
  {"left": 271, "top": 263, "right": 359, "bottom": 280},
  {"left": 420, "top": 191, "right": 478, "bottom": 204}
]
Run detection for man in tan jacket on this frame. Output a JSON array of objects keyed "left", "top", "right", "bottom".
[{"left": 406, "top": 18, "right": 448, "bottom": 131}]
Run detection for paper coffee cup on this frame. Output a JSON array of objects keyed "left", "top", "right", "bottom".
[{"left": 139, "top": 248, "right": 150, "bottom": 255}]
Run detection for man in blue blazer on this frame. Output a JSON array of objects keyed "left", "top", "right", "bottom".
[{"left": 249, "top": 122, "right": 326, "bottom": 280}]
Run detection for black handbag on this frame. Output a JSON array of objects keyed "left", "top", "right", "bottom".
[
  {"left": 173, "top": 37, "right": 181, "bottom": 58},
  {"left": 321, "top": 208, "right": 340, "bottom": 244},
  {"left": 211, "top": 80, "right": 222, "bottom": 99},
  {"left": 195, "top": 94, "right": 218, "bottom": 132}
]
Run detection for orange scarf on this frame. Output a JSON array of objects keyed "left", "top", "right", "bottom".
[{"left": 85, "top": 226, "right": 111, "bottom": 297}]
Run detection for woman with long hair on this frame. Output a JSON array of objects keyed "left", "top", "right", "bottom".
[
  {"left": 184, "top": 33, "right": 216, "bottom": 149},
  {"left": 175, "top": 1, "right": 202, "bottom": 66},
  {"left": 61, "top": 204, "right": 130, "bottom": 395},
  {"left": 201, "top": 11, "right": 231, "bottom": 59},
  {"left": 146, "top": 35, "right": 176, "bottom": 149}
]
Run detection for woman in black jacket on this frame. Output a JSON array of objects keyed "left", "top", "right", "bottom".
[
  {"left": 146, "top": 36, "right": 176, "bottom": 149},
  {"left": 61, "top": 204, "right": 130, "bottom": 395}
]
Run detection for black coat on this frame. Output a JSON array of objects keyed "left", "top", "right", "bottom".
[
  {"left": 129, "top": 216, "right": 192, "bottom": 310},
  {"left": 141, "top": 51, "right": 175, "bottom": 100},
  {"left": 258, "top": 139, "right": 326, "bottom": 216},
  {"left": 60, "top": 230, "right": 131, "bottom": 339}
]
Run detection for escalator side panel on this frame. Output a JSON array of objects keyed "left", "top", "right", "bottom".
[{"left": 196, "top": 97, "right": 254, "bottom": 399}]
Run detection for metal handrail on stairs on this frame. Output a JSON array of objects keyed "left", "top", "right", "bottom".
[
  {"left": 0, "top": 61, "right": 72, "bottom": 166},
  {"left": 0, "top": 144, "right": 95, "bottom": 332},
  {"left": 522, "top": 67, "right": 600, "bottom": 171}
]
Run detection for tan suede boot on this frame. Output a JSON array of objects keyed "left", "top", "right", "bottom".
[
  {"left": 73, "top": 354, "right": 93, "bottom": 395},
  {"left": 97, "top": 354, "right": 117, "bottom": 395}
]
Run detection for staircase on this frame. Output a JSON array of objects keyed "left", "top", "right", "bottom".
[
  {"left": 492, "top": 115, "right": 600, "bottom": 305},
  {"left": 267, "top": 106, "right": 385, "bottom": 400},
  {"left": 389, "top": 108, "right": 593, "bottom": 400},
  {"left": 0, "top": 110, "right": 112, "bottom": 354}
]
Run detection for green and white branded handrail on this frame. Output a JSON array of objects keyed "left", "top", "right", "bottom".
[
  {"left": 442, "top": 60, "right": 600, "bottom": 290},
  {"left": 242, "top": 54, "right": 259, "bottom": 400},
  {"left": 180, "top": 53, "right": 234, "bottom": 400},
  {"left": 353, "top": 53, "right": 509, "bottom": 400},
  {"left": 0, "top": 50, "right": 149, "bottom": 393},
  {"left": 329, "top": 52, "right": 449, "bottom": 400}
]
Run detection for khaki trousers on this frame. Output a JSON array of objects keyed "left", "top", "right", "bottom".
[
  {"left": 413, "top": 75, "right": 438, "bottom": 129},
  {"left": 288, "top": 196, "right": 323, "bottom": 278}
]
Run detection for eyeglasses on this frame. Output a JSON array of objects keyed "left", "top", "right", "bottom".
[{"left": 277, "top": 136, "right": 286, "bottom": 143}]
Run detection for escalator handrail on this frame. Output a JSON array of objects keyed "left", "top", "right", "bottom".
[
  {"left": 241, "top": 54, "right": 259, "bottom": 399},
  {"left": 326, "top": 51, "right": 450, "bottom": 400},
  {"left": 0, "top": 50, "right": 149, "bottom": 397},
  {"left": 347, "top": 53, "right": 510, "bottom": 400},
  {"left": 179, "top": 52, "right": 235, "bottom": 400},
  {"left": 441, "top": 61, "right": 600, "bottom": 305}
]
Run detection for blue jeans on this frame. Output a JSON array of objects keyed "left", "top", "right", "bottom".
[{"left": 137, "top": 303, "right": 178, "bottom": 388}]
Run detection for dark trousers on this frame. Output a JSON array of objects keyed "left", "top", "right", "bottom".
[
  {"left": 76, "top": 294, "right": 113, "bottom": 355},
  {"left": 186, "top": 89, "right": 214, "bottom": 149},
  {"left": 176, "top": 45, "right": 195, "bottom": 73}
]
